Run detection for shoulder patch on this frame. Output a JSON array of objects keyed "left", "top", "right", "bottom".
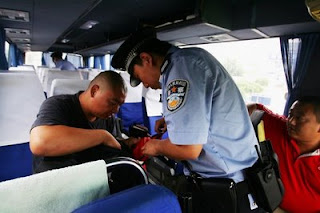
[{"left": 166, "top": 79, "right": 189, "bottom": 112}]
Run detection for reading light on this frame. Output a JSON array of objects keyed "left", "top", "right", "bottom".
[
  {"left": 80, "top": 20, "right": 99, "bottom": 30},
  {"left": 61, "top": 39, "right": 70, "bottom": 43}
]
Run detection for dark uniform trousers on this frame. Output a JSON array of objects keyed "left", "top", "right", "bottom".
[{"left": 162, "top": 175, "right": 267, "bottom": 213}]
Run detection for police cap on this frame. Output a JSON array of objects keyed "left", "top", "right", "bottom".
[{"left": 111, "top": 29, "right": 156, "bottom": 87}]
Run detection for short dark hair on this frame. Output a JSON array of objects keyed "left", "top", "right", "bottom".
[
  {"left": 297, "top": 96, "right": 320, "bottom": 122},
  {"left": 50, "top": 52, "right": 63, "bottom": 59},
  {"left": 90, "top": 71, "right": 127, "bottom": 94}
]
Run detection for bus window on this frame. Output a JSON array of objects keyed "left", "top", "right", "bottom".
[
  {"left": 4, "top": 41, "right": 9, "bottom": 62},
  {"left": 66, "top": 53, "right": 83, "bottom": 69},
  {"left": 89, "top": 56, "right": 94, "bottom": 68},
  {"left": 25, "top": 51, "right": 42, "bottom": 68},
  {"left": 193, "top": 38, "right": 287, "bottom": 114}
]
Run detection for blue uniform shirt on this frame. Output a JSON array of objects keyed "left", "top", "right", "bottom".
[
  {"left": 161, "top": 46, "right": 258, "bottom": 182},
  {"left": 55, "top": 60, "right": 77, "bottom": 71}
]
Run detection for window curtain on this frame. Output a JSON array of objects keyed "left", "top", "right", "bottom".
[
  {"left": 41, "top": 53, "right": 47, "bottom": 66},
  {"left": 42, "top": 52, "right": 55, "bottom": 67},
  {"left": 93, "top": 55, "right": 106, "bottom": 70},
  {"left": 83, "top": 56, "right": 90, "bottom": 68},
  {"left": 17, "top": 49, "right": 24, "bottom": 65},
  {"left": 280, "top": 33, "right": 319, "bottom": 116},
  {"left": 8, "top": 44, "right": 24, "bottom": 67},
  {"left": 0, "top": 27, "right": 8, "bottom": 70}
]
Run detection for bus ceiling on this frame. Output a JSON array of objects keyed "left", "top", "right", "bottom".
[{"left": 0, "top": 0, "right": 319, "bottom": 56}]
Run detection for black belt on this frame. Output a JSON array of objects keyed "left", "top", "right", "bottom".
[{"left": 236, "top": 180, "right": 250, "bottom": 198}]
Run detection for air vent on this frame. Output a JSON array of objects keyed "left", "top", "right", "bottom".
[
  {"left": 200, "top": 34, "right": 237, "bottom": 42},
  {"left": 17, "top": 45, "right": 31, "bottom": 51},
  {"left": 0, "top": 8, "right": 29, "bottom": 22},
  {"left": 17, "top": 43, "right": 31, "bottom": 50},
  {"left": 5, "top": 28, "right": 30, "bottom": 35},
  {"left": 11, "top": 38, "right": 31, "bottom": 43},
  {"left": 19, "top": 43, "right": 31, "bottom": 47}
]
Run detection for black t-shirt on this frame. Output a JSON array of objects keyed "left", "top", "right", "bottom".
[{"left": 31, "top": 92, "right": 123, "bottom": 173}]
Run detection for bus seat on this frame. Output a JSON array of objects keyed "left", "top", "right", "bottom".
[
  {"left": 49, "top": 79, "right": 90, "bottom": 97},
  {"left": 0, "top": 142, "right": 32, "bottom": 182},
  {"left": 9, "top": 65, "right": 35, "bottom": 72},
  {"left": 43, "top": 69, "right": 84, "bottom": 95},
  {"left": 0, "top": 71, "right": 45, "bottom": 181},
  {"left": 72, "top": 184, "right": 182, "bottom": 213},
  {"left": 79, "top": 70, "right": 89, "bottom": 80},
  {"left": 117, "top": 72, "right": 145, "bottom": 133},
  {"left": 36, "top": 67, "right": 59, "bottom": 86},
  {"left": 88, "top": 69, "right": 101, "bottom": 80}
]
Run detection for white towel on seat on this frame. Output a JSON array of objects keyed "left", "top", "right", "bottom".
[{"left": 0, "top": 160, "right": 109, "bottom": 213}]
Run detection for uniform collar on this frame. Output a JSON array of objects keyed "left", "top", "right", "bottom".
[
  {"left": 159, "top": 46, "right": 179, "bottom": 87},
  {"left": 160, "top": 46, "right": 178, "bottom": 74}
]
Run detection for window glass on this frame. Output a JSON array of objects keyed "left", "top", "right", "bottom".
[
  {"left": 66, "top": 53, "right": 83, "bottom": 68},
  {"left": 89, "top": 56, "right": 94, "bottom": 68},
  {"left": 4, "top": 41, "right": 9, "bottom": 61},
  {"left": 105, "top": 54, "right": 111, "bottom": 70},
  {"left": 25, "top": 51, "right": 42, "bottom": 67},
  {"left": 192, "top": 38, "right": 287, "bottom": 114}
]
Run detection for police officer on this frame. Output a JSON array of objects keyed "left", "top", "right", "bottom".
[
  {"left": 111, "top": 29, "right": 263, "bottom": 213},
  {"left": 51, "top": 51, "right": 77, "bottom": 71}
]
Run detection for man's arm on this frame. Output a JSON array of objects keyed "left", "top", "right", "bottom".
[
  {"left": 141, "top": 138, "right": 203, "bottom": 160},
  {"left": 30, "top": 125, "right": 121, "bottom": 156}
]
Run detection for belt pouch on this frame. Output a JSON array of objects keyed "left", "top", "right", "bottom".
[{"left": 190, "top": 177, "right": 237, "bottom": 213}]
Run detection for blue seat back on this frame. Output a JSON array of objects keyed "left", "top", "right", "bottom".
[
  {"left": 73, "top": 184, "right": 182, "bottom": 213},
  {"left": 117, "top": 72, "right": 145, "bottom": 132},
  {"left": 0, "top": 142, "right": 32, "bottom": 181}
]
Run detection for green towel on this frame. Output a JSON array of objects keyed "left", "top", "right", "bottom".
[{"left": 0, "top": 160, "right": 109, "bottom": 213}]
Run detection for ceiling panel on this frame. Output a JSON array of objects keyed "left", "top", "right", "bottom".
[{"left": 0, "top": 0, "right": 319, "bottom": 55}]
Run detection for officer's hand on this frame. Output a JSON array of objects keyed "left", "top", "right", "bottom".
[
  {"left": 141, "top": 139, "right": 161, "bottom": 156},
  {"left": 155, "top": 117, "right": 167, "bottom": 134}
]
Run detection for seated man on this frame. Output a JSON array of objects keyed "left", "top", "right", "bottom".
[
  {"left": 247, "top": 96, "right": 320, "bottom": 213},
  {"left": 51, "top": 51, "right": 77, "bottom": 71},
  {"left": 30, "top": 71, "right": 139, "bottom": 173}
]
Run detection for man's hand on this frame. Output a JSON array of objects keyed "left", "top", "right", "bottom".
[
  {"left": 122, "top": 137, "right": 141, "bottom": 148},
  {"left": 141, "top": 139, "right": 161, "bottom": 156},
  {"left": 247, "top": 103, "right": 258, "bottom": 115}
]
